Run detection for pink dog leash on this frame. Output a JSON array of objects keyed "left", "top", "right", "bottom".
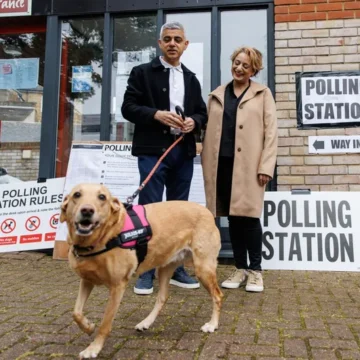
[{"left": 126, "top": 106, "right": 186, "bottom": 205}]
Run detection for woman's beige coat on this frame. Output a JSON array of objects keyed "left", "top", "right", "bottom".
[{"left": 201, "top": 81, "right": 278, "bottom": 218}]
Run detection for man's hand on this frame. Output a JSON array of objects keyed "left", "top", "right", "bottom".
[
  {"left": 182, "top": 117, "right": 196, "bottom": 133},
  {"left": 154, "top": 111, "right": 184, "bottom": 129},
  {"left": 258, "top": 174, "right": 271, "bottom": 187}
]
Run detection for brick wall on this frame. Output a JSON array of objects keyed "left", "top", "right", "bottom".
[
  {"left": 275, "top": 0, "right": 360, "bottom": 23},
  {"left": 275, "top": 18, "right": 360, "bottom": 191},
  {"left": 0, "top": 144, "right": 40, "bottom": 181}
]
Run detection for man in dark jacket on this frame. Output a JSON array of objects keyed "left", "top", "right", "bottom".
[{"left": 122, "top": 21, "right": 207, "bottom": 295}]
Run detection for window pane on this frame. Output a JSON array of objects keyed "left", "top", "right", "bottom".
[
  {"left": 0, "top": 31, "right": 46, "bottom": 182},
  {"left": 221, "top": 10, "right": 268, "bottom": 86},
  {"left": 111, "top": 15, "right": 157, "bottom": 141},
  {"left": 166, "top": 12, "right": 211, "bottom": 100},
  {"left": 56, "top": 18, "right": 104, "bottom": 177}
]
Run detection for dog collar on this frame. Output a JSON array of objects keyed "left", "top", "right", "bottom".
[{"left": 72, "top": 244, "right": 95, "bottom": 258}]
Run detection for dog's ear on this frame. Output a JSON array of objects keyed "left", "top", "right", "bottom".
[
  {"left": 60, "top": 195, "right": 69, "bottom": 223},
  {"left": 111, "top": 197, "right": 121, "bottom": 213}
]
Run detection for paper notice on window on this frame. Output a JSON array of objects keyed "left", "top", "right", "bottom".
[
  {"left": 0, "top": 58, "right": 39, "bottom": 89},
  {"left": 180, "top": 43, "right": 204, "bottom": 88},
  {"left": 117, "top": 49, "right": 156, "bottom": 75},
  {"left": 114, "top": 75, "right": 129, "bottom": 123},
  {"left": 72, "top": 65, "right": 92, "bottom": 93},
  {"left": 115, "top": 48, "right": 156, "bottom": 122}
]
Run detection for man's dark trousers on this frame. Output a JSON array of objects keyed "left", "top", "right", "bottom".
[{"left": 138, "top": 143, "right": 193, "bottom": 204}]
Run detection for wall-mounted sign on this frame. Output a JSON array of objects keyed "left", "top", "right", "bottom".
[
  {"left": 296, "top": 71, "right": 360, "bottom": 129},
  {"left": 0, "top": 0, "right": 32, "bottom": 17},
  {"left": 309, "top": 135, "right": 360, "bottom": 154}
]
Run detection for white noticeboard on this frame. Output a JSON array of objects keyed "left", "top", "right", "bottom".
[
  {"left": 0, "top": 178, "right": 65, "bottom": 253},
  {"left": 262, "top": 192, "right": 360, "bottom": 272},
  {"left": 55, "top": 142, "right": 205, "bottom": 241},
  {"left": 309, "top": 135, "right": 360, "bottom": 154}
]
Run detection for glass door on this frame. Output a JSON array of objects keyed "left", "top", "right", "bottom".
[
  {"left": 219, "top": 8, "right": 269, "bottom": 254},
  {"left": 0, "top": 19, "right": 46, "bottom": 183},
  {"left": 110, "top": 15, "right": 157, "bottom": 142},
  {"left": 165, "top": 12, "right": 211, "bottom": 101},
  {"left": 56, "top": 18, "right": 104, "bottom": 178},
  {"left": 220, "top": 9, "right": 268, "bottom": 86}
]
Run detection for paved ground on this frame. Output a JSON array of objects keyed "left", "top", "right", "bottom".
[{"left": 1, "top": 252, "right": 360, "bottom": 360}]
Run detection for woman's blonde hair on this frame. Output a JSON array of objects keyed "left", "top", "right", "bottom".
[{"left": 230, "top": 47, "right": 264, "bottom": 76}]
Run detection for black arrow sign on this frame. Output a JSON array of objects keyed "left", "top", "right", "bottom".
[{"left": 313, "top": 140, "right": 325, "bottom": 150}]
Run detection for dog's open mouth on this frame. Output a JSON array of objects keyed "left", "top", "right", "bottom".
[{"left": 75, "top": 219, "right": 99, "bottom": 235}]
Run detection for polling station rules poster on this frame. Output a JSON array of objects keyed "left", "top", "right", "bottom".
[{"left": 0, "top": 178, "right": 65, "bottom": 252}]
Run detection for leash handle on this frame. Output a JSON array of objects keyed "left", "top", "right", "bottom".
[{"left": 175, "top": 106, "right": 186, "bottom": 121}]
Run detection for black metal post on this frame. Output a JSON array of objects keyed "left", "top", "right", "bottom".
[
  {"left": 100, "top": 12, "right": 114, "bottom": 141},
  {"left": 38, "top": 15, "right": 61, "bottom": 180}
]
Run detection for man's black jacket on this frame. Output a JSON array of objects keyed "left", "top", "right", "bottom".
[{"left": 121, "top": 57, "right": 207, "bottom": 158}]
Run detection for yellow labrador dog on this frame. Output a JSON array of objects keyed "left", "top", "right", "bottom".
[{"left": 60, "top": 183, "right": 223, "bottom": 359}]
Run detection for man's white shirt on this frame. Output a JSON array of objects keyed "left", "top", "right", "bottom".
[{"left": 160, "top": 56, "right": 185, "bottom": 134}]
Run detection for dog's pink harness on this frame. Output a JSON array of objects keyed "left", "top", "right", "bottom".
[
  {"left": 72, "top": 205, "right": 152, "bottom": 264},
  {"left": 119, "top": 205, "right": 152, "bottom": 247}
]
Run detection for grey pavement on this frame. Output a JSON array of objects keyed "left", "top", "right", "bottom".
[{"left": 1, "top": 252, "right": 360, "bottom": 360}]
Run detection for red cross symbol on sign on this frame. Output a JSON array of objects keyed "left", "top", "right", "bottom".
[
  {"left": 49, "top": 214, "right": 59, "bottom": 229},
  {"left": 25, "top": 216, "right": 41, "bottom": 232},
  {"left": 1, "top": 218, "right": 16, "bottom": 234}
]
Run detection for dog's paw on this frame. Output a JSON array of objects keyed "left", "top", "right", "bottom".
[
  {"left": 84, "top": 323, "right": 96, "bottom": 336},
  {"left": 201, "top": 322, "right": 218, "bottom": 333},
  {"left": 135, "top": 320, "right": 151, "bottom": 331},
  {"left": 79, "top": 346, "right": 100, "bottom": 359}
]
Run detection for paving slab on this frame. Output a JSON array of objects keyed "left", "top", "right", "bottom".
[{"left": 1, "top": 252, "right": 360, "bottom": 359}]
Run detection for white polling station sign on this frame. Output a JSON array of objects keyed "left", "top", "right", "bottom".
[
  {"left": 296, "top": 71, "right": 360, "bottom": 129},
  {"left": 261, "top": 192, "right": 360, "bottom": 271},
  {"left": 309, "top": 135, "right": 360, "bottom": 154},
  {"left": 0, "top": 177, "right": 65, "bottom": 252}
]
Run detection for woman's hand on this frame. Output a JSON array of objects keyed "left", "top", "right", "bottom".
[{"left": 258, "top": 174, "right": 271, "bottom": 187}]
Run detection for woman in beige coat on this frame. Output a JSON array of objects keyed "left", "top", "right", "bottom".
[{"left": 202, "top": 47, "right": 277, "bottom": 292}]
